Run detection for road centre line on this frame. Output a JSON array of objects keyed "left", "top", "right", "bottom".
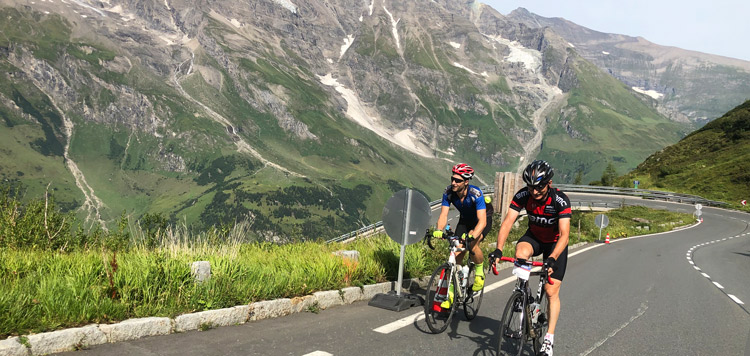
[{"left": 303, "top": 351, "right": 333, "bottom": 356}]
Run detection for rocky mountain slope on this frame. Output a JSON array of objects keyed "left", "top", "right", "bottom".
[
  {"left": 507, "top": 7, "right": 750, "bottom": 126},
  {"left": 0, "top": 0, "right": 689, "bottom": 239}
]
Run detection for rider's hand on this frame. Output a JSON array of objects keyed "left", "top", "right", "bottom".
[
  {"left": 544, "top": 256, "right": 556, "bottom": 273},
  {"left": 432, "top": 230, "right": 443, "bottom": 239},
  {"left": 488, "top": 248, "right": 503, "bottom": 262},
  {"left": 461, "top": 233, "right": 474, "bottom": 240}
]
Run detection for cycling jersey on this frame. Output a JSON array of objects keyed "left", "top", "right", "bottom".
[
  {"left": 509, "top": 187, "right": 571, "bottom": 243},
  {"left": 441, "top": 184, "right": 486, "bottom": 223}
]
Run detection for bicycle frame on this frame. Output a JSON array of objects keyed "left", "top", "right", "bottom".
[
  {"left": 434, "top": 234, "right": 473, "bottom": 306},
  {"left": 499, "top": 257, "right": 553, "bottom": 345}
]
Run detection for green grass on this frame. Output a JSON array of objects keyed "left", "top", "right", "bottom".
[
  {"left": 0, "top": 204, "right": 693, "bottom": 338},
  {"left": 620, "top": 100, "right": 750, "bottom": 211}
]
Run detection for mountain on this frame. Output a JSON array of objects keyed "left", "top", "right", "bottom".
[
  {"left": 0, "top": 0, "right": 689, "bottom": 239},
  {"left": 622, "top": 100, "right": 750, "bottom": 205},
  {"left": 507, "top": 7, "right": 750, "bottom": 126}
]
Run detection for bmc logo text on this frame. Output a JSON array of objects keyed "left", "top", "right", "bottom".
[{"left": 529, "top": 215, "right": 557, "bottom": 225}]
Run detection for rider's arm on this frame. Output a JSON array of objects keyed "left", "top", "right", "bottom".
[
  {"left": 470, "top": 208, "right": 486, "bottom": 238},
  {"left": 550, "top": 217, "right": 571, "bottom": 260},
  {"left": 436, "top": 205, "right": 450, "bottom": 231},
  {"left": 495, "top": 208, "right": 520, "bottom": 254}
]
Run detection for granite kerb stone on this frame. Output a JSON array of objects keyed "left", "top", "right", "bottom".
[
  {"left": 0, "top": 337, "right": 29, "bottom": 356},
  {"left": 26, "top": 325, "right": 106, "bottom": 356},
  {"left": 174, "top": 305, "right": 250, "bottom": 332}
]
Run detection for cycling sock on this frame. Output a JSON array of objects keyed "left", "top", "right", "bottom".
[{"left": 475, "top": 262, "right": 484, "bottom": 277}]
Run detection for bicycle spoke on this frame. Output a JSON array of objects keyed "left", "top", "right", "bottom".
[
  {"left": 424, "top": 264, "right": 456, "bottom": 334},
  {"left": 497, "top": 291, "right": 527, "bottom": 356}
]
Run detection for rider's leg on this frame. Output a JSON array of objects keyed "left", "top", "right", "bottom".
[
  {"left": 515, "top": 241, "right": 534, "bottom": 259},
  {"left": 544, "top": 279, "right": 562, "bottom": 334}
]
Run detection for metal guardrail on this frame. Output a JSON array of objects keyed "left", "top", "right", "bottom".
[{"left": 326, "top": 184, "right": 724, "bottom": 243}]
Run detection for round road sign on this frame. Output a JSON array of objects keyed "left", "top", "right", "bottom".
[
  {"left": 382, "top": 189, "right": 431, "bottom": 245},
  {"left": 695, "top": 203, "right": 703, "bottom": 210}
]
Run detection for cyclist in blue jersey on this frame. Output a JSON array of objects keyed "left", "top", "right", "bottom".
[
  {"left": 490, "top": 160, "right": 571, "bottom": 356},
  {"left": 432, "top": 163, "right": 491, "bottom": 308}
]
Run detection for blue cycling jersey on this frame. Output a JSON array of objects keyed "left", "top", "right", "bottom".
[{"left": 441, "top": 184, "right": 486, "bottom": 222}]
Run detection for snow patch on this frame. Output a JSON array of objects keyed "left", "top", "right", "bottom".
[
  {"left": 368, "top": 0, "right": 374, "bottom": 16},
  {"left": 568, "top": 42, "right": 575, "bottom": 48},
  {"left": 272, "top": 0, "right": 297, "bottom": 14},
  {"left": 383, "top": 6, "right": 400, "bottom": 50},
  {"left": 70, "top": 0, "right": 105, "bottom": 16},
  {"left": 339, "top": 34, "right": 355, "bottom": 60},
  {"left": 230, "top": 18, "right": 241, "bottom": 28},
  {"left": 602, "top": 51, "right": 610, "bottom": 55},
  {"left": 318, "top": 74, "right": 431, "bottom": 157},
  {"left": 359, "top": 15, "right": 363, "bottom": 22},
  {"left": 632, "top": 87, "right": 664, "bottom": 100},
  {"left": 485, "top": 34, "right": 542, "bottom": 73},
  {"left": 449, "top": 41, "right": 461, "bottom": 49},
  {"left": 326, "top": 58, "right": 333, "bottom": 64},
  {"left": 452, "top": 62, "right": 489, "bottom": 77}
]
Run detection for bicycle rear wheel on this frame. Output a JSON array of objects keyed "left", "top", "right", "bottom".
[
  {"left": 497, "top": 290, "right": 527, "bottom": 356},
  {"left": 462, "top": 264, "right": 484, "bottom": 320},
  {"left": 531, "top": 294, "right": 550, "bottom": 353},
  {"left": 424, "top": 263, "right": 457, "bottom": 334}
]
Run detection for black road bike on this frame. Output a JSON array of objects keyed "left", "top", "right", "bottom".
[{"left": 494, "top": 256, "right": 553, "bottom": 356}]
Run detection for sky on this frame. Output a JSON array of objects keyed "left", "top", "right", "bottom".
[{"left": 481, "top": 0, "right": 750, "bottom": 61}]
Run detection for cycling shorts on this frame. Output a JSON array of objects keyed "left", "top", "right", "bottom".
[
  {"left": 454, "top": 216, "right": 493, "bottom": 242},
  {"left": 517, "top": 231, "right": 568, "bottom": 281}
]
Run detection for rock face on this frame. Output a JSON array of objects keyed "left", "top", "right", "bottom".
[
  {"left": 506, "top": 7, "right": 750, "bottom": 125},
  {"left": 0, "top": 0, "right": 697, "bottom": 236}
]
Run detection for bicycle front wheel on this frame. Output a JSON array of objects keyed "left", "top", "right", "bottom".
[
  {"left": 462, "top": 265, "right": 484, "bottom": 320},
  {"left": 424, "top": 263, "right": 456, "bottom": 334},
  {"left": 532, "top": 294, "right": 550, "bottom": 353},
  {"left": 497, "top": 290, "right": 527, "bottom": 356}
]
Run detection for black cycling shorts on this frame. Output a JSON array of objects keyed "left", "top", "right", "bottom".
[
  {"left": 517, "top": 231, "right": 568, "bottom": 281},
  {"left": 454, "top": 215, "right": 493, "bottom": 242}
]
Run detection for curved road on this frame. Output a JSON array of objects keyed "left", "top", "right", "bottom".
[{"left": 60, "top": 195, "right": 750, "bottom": 356}]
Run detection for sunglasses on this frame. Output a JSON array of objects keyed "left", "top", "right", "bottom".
[
  {"left": 451, "top": 177, "right": 466, "bottom": 183},
  {"left": 527, "top": 184, "right": 547, "bottom": 192}
]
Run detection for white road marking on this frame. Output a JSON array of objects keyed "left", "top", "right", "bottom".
[
  {"left": 728, "top": 295, "right": 745, "bottom": 305},
  {"left": 579, "top": 302, "right": 649, "bottom": 356},
  {"left": 701, "top": 273, "right": 711, "bottom": 278},
  {"left": 693, "top": 266, "right": 701, "bottom": 271},
  {"left": 713, "top": 282, "right": 724, "bottom": 289},
  {"left": 303, "top": 351, "right": 333, "bottom": 356},
  {"left": 373, "top": 311, "right": 424, "bottom": 334}
]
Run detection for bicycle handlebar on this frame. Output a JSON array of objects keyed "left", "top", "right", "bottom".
[
  {"left": 496, "top": 256, "right": 554, "bottom": 285},
  {"left": 423, "top": 229, "right": 473, "bottom": 251}
]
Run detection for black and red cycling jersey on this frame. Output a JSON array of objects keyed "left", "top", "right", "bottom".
[{"left": 509, "top": 187, "right": 572, "bottom": 243}]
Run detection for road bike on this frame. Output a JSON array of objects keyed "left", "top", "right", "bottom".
[
  {"left": 422, "top": 228, "right": 485, "bottom": 334},
  {"left": 494, "top": 256, "right": 553, "bottom": 356}
]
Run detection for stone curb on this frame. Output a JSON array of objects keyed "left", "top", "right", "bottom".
[{"left": 0, "top": 278, "right": 430, "bottom": 356}]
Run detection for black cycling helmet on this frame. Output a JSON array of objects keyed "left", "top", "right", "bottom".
[{"left": 523, "top": 160, "right": 554, "bottom": 187}]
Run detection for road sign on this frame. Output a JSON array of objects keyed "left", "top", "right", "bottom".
[
  {"left": 694, "top": 209, "right": 702, "bottom": 217},
  {"left": 695, "top": 203, "right": 702, "bottom": 210},
  {"left": 742, "top": 200, "right": 747, "bottom": 206},
  {"left": 595, "top": 214, "right": 609, "bottom": 228},
  {"left": 382, "top": 189, "right": 430, "bottom": 245},
  {"left": 371, "top": 189, "right": 430, "bottom": 311}
]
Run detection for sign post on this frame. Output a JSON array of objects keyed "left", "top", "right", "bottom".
[
  {"left": 595, "top": 214, "right": 609, "bottom": 241},
  {"left": 369, "top": 189, "right": 431, "bottom": 311}
]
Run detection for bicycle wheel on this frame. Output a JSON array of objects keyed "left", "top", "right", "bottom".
[
  {"left": 424, "top": 263, "right": 457, "bottom": 334},
  {"left": 462, "top": 264, "right": 484, "bottom": 320},
  {"left": 531, "top": 294, "right": 550, "bottom": 353},
  {"left": 497, "top": 290, "right": 527, "bottom": 356}
]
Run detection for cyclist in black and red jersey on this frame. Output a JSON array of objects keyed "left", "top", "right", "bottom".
[{"left": 490, "top": 160, "right": 571, "bottom": 356}]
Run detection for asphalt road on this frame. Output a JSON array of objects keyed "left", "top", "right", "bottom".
[{"left": 58, "top": 196, "right": 750, "bottom": 356}]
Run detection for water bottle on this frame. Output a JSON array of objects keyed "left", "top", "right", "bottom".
[
  {"left": 461, "top": 265, "right": 470, "bottom": 288},
  {"left": 530, "top": 302, "right": 541, "bottom": 324}
]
